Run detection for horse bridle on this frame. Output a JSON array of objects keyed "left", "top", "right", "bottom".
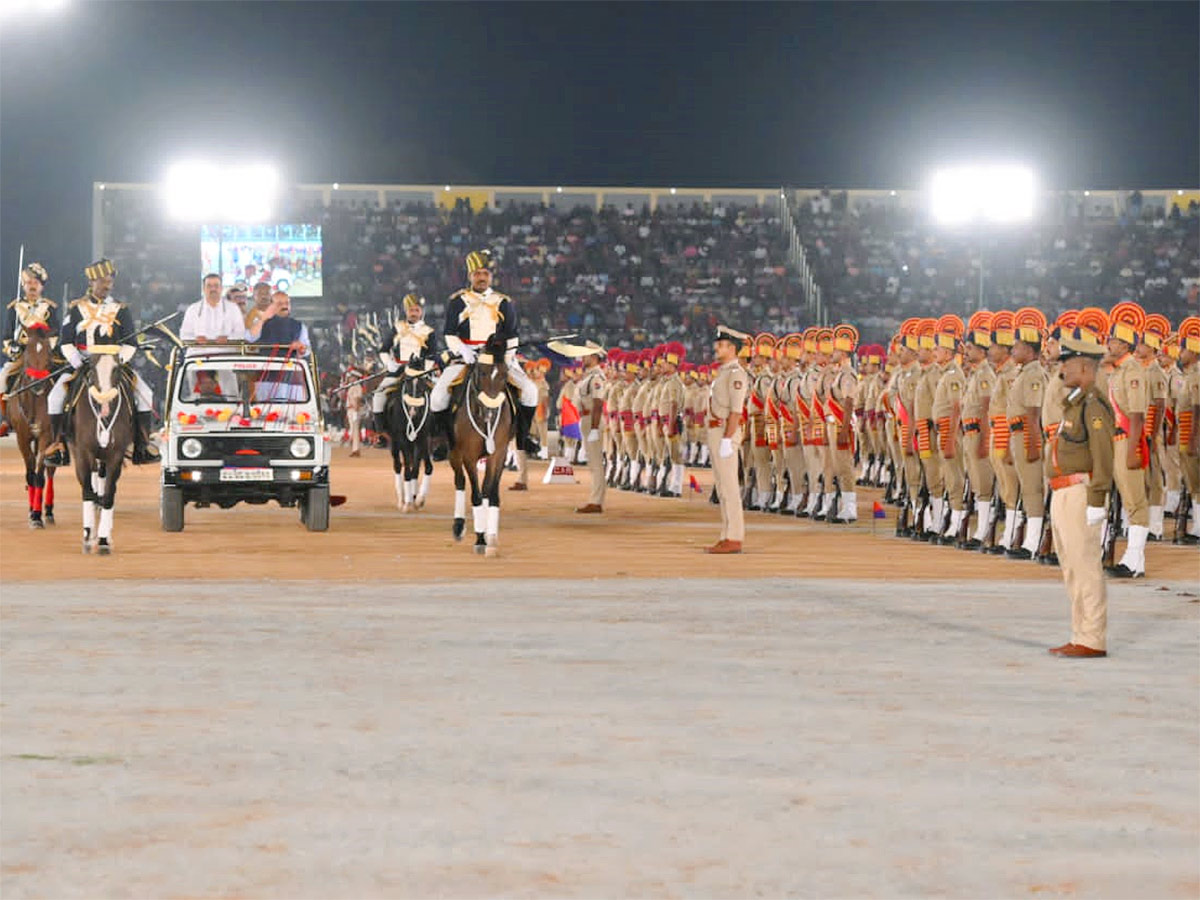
[
  {"left": 464, "top": 359, "right": 510, "bottom": 455},
  {"left": 400, "top": 372, "right": 431, "bottom": 442}
]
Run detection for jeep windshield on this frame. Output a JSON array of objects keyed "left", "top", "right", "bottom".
[{"left": 178, "top": 359, "right": 311, "bottom": 404}]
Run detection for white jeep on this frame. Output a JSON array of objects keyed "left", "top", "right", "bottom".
[{"left": 159, "top": 344, "right": 331, "bottom": 531}]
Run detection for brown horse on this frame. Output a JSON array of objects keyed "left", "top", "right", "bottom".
[
  {"left": 70, "top": 352, "right": 135, "bottom": 554},
  {"left": 6, "top": 326, "right": 58, "bottom": 527},
  {"left": 449, "top": 334, "right": 514, "bottom": 556}
]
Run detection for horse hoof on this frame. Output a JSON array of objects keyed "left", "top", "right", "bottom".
[
  {"left": 452, "top": 518, "right": 465, "bottom": 541},
  {"left": 484, "top": 544, "right": 498, "bottom": 558},
  {"left": 97, "top": 542, "right": 112, "bottom": 556},
  {"left": 415, "top": 499, "right": 425, "bottom": 510},
  {"left": 44, "top": 512, "right": 55, "bottom": 526},
  {"left": 29, "top": 518, "right": 44, "bottom": 530},
  {"left": 402, "top": 503, "right": 413, "bottom": 514},
  {"left": 82, "top": 541, "right": 92, "bottom": 555},
  {"left": 474, "top": 543, "right": 486, "bottom": 555}
]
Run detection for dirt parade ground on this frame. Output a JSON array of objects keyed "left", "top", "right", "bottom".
[{"left": 1, "top": 440, "right": 1198, "bottom": 897}]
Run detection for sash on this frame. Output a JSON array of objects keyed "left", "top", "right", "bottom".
[{"left": 1109, "top": 381, "right": 1150, "bottom": 468}]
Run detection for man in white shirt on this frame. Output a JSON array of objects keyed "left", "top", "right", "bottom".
[{"left": 180, "top": 274, "right": 247, "bottom": 344}]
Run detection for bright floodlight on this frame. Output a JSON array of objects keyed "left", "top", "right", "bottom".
[
  {"left": 0, "top": 0, "right": 68, "bottom": 23},
  {"left": 930, "top": 165, "right": 1035, "bottom": 225},
  {"left": 162, "top": 162, "right": 279, "bottom": 222}
]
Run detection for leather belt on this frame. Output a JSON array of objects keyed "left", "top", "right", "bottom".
[
  {"left": 1049, "top": 472, "right": 1089, "bottom": 490},
  {"left": 962, "top": 423, "right": 981, "bottom": 433}
]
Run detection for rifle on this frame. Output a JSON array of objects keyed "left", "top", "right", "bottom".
[
  {"left": 1172, "top": 488, "right": 1193, "bottom": 544},
  {"left": 894, "top": 468, "right": 910, "bottom": 535},
  {"left": 1036, "top": 488, "right": 1055, "bottom": 561},
  {"left": 983, "top": 478, "right": 1004, "bottom": 551},
  {"left": 957, "top": 478, "right": 975, "bottom": 546},
  {"left": 938, "top": 489, "right": 953, "bottom": 537},
  {"left": 913, "top": 468, "right": 931, "bottom": 538},
  {"left": 1102, "top": 486, "right": 1123, "bottom": 568},
  {"left": 1010, "top": 485, "right": 1027, "bottom": 552},
  {"left": 883, "top": 457, "right": 896, "bottom": 503}
]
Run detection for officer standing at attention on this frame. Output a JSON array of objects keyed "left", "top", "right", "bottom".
[
  {"left": 1045, "top": 334, "right": 1115, "bottom": 658},
  {"left": 706, "top": 325, "right": 751, "bottom": 554}
]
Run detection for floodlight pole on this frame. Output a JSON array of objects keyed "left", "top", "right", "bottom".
[{"left": 977, "top": 244, "right": 984, "bottom": 312}]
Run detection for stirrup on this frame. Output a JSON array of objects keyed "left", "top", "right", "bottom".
[{"left": 45, "top": 441, "right": 69, "bottom": 466}]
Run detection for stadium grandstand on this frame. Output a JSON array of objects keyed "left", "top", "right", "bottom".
[{"left": 94, "top": 181, "right": 1198, "bottom": 379}]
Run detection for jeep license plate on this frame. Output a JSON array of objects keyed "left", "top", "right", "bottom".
[{"left": 219, "top": 467, "right": 273, "bottom": 482}]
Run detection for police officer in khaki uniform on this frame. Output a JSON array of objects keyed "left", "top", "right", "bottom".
[
  {"left": 1136, "top": 316, "right": 1170, "bottom": 539},
  {"left": 1177, "top": 317, "right": 1200, "bottom": 542},
  {"left": 573, "top": 342, "right": 608, "bottom": 514},
  {"left": 706, "top": 326, "right": 751, "bottom": 554},
  {"left": 1045, "top": 335, "right": 1115, "bottom": 658},
  {"left": 931, "top": 315, "right": 968, "bottom": 543},
  {"left": 826, "top": 324, "right": 860, "bottom": 523},
  {"left": 1105, "top": 302, "right": 1151, "bottom": 577},
  {"left": 893, "top": 321, "right": 924, "bottom": 535},
  {"left": 1006, "top": 309, "right": 1049, "bottom": 559},
  {"left": 987, "top": 311, "right": 1021, "bottom": 553},
  {"left": 959, "top": 313, "right": 996, "bottom": 549}
]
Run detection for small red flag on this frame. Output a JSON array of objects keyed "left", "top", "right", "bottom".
[
  {"left": 689, "top": 475, "right": 702, "bottom": 493},
  {"left": 872, "top": 500, "right": 886, "bottom": 519}
]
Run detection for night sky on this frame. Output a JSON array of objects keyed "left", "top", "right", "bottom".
[{"left": 2, "top": 0, "right": 1197, "bottom": 290}]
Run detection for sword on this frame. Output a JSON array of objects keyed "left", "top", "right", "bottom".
[{"left": 7, "top": 310, "right": 183, "bottom": 398}]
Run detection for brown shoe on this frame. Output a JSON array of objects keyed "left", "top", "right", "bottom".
[
  {"left": 705, "top": 539, "right": 743, "bottom": 554},
  {"left": 1048, "top": 642, "right": 1075, "bottom": 655},
  {"left": 1056, "top": 644, "right": 1107, "bottom": 658},
  {"left": 575, "top": 503, "right": 603, "bottom": 514},
  {"left": 508, "top": 482, "right": 528, "bottom": 491}
]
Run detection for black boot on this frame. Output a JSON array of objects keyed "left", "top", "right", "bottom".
[
  {"left": 44, "top": 413, "right": 70, "bottom": 466},
  {"left": 515, "top": 405, "right": 541, "bottom": 455},
  {"left": 131, "top": 411, "right": 161, "bottom": 465},
  {"left": 435, "top": 408, "right": 456, "bottom": 454}
]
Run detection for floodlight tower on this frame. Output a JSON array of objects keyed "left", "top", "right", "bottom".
[
  {"left": 929, "top": 165, "right": 1036, "bottom": 312},
  {"left": 161, "top": 162, "right": 280, "bottom": 286}
]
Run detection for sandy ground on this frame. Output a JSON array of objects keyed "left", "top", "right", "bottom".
[
  {"left": 2, "top": 441, "right": 1198, "bottom": 897},
  {"left": 1, "top": 578, "right": 1197, "bottom": 899},
  {"left": 1, "top": 440, "right": 1196, "bottom": 583}
]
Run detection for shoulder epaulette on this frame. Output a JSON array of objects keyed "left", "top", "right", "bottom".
[
  {"left": 6, "top": 298, "right": 18, "bottom": 309},
  {"left": 449, "top": 289, "right": 467, "bottom": 300}
]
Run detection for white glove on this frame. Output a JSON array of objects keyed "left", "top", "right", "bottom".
[
  {"left": 1086, "top": 506, "right": 1106, "bottom": 527},
  {"left": 119, "top": 344, "right": 136, "bottom": 364},
  {"left": 458, "top": 346, "right": 477, "bottom": 364},
  {"left": 379, "top": 351, "right": 399, "bottom": 373},
  {"left": 718, "top": 437, "right": 734, "bottom": 459},
  {"left": 587, "top": 428, "right": 600, "bottom": 443},
  {"left": 64, "top": 344, "right": 84, "bottom": 369}
]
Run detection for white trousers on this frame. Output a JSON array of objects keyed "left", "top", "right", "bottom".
[
  {"left": 431, "top": 361, "right": 537, "bottom": 412},
  {"left": 49, "top": 369, "right": 153, "bottom": 414}
]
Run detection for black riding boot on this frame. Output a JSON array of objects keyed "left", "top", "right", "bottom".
[
  {"left": 131, "top": 411, "right": 161, "bottom": 465},
  {"left": 372, "top": 411, "right": 389, "bottom": 436},
  {"left": 436, "top": 408, "right": 456, "bottom": 449},
  {"left": 44, "top": 413, "right": 70, "bottom": 466},
  {"left": 516, "top": 404, "right": 541, "bottom": 455}
]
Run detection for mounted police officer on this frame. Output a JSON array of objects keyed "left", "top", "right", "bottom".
[
  {"left": 430, "top": 250, "right": 540, "bottom": 455},
  {"left": 0, "top": 262, "right": 58, "bottom": 435},
  {"left": 44, "top": 259, "right": 159, "bottom": 467},
  {"left": 372, "top": 293, "right": 438, "bottom": 434}
]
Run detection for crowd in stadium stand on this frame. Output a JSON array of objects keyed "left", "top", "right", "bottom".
[
  {"left": 794, "top": 189, "right": 1199, "bottom": 337},
  {"left": 313, "top": 198, "right": 797, "bottom": 358},
  {"left": 100, "top": 188, "right": 1197, "bottom": 382}
]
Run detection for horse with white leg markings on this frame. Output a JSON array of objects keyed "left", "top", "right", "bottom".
[
  {"left": 448, "top": 334, "right": 514, "bottom": 556},
  {"left": 71, "top": 352, "right": 134, "bottom": 554},
  {"left": 6, "top": 326, "right": 59, "bottom": 528},
  {"left": 385, "top": 360, "right": 436, "bottom": 513}
]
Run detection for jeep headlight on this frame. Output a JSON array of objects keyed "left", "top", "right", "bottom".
[
  {"left": 181, "top": 437, "right": 204, "bottom": 459},
  {"left": 289, "top": 437, "right": 312, "bottom": 458}
]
